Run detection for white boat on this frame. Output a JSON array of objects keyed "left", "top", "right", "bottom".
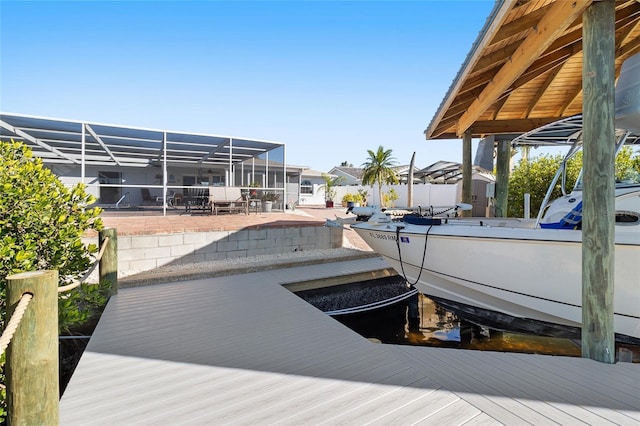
[{"left": 350, "top": 55, "right": 640, "bottom": 344}]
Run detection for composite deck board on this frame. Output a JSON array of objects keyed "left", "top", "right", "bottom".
[
  {"left": 60, "top": 257, "right": 640, "bottom": 425},
  {"left": 393, "top": 345, "right": 639, "bottom": 425},
  {"left": 433, "top": 347, "right": 614, "bottom": 424},
  {"left": 391, "top": 346, "right": 551, "bottom": 425},
  {"left": 468, "top": 351, "right": 639, "bottom": 424}
]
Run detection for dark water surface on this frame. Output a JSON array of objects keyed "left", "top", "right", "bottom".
[{"left": 295, "top": 277, "right": 639, "bottom": 362}]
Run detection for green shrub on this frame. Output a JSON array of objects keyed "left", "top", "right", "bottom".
[
  {"left": 382, "top": 188, "right": 399, "bottom": 207},
  {"left": 508, "top": 147, "right": 640, "bottom": 217},
  {"left": 0, "top": 140, "right": 105, "bottom": 418}
]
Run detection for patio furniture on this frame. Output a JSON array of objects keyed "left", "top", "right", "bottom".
[
  {"left": 156, "top": 190, "right": 176, "bottom": 207},
  {"left": 184, "top": 187, "right": 211, "bottom": 213},
  {"left": 248, "top": 198, "right": 261, "bottom": 214},
  {"left": 210, "top": 187, "right": 248, "bottom": 215},
  {"left": 141, "top": 188, "right": 155, "bottom": 205}
]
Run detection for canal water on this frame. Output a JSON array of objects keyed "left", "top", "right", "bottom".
[{"left": 294, "top": 276, "right": 639, "bottom": 362}]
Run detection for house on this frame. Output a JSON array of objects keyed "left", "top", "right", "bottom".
[
  {"left": 327, "top": 167, "right": 363, "bottom": 186},
  {"left": 291, "top": 168, "right": 332, "bottom": 206},
  {"left": 328, "top": 164, "right": 421, "bottom": 186},
  {"left": 0, "top": 113, "right": 289, "bottom": 211}
]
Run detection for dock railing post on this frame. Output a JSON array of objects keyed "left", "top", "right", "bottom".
[
  {"left": 99, "top": 228, "right": 118, "bottom": 296},
  {"left": 6, "top": 270, "right": 59, "bottom": 425}
]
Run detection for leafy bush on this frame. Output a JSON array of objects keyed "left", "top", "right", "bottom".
[
  {"left": 507, "top": 153, "right": 580, "bottom": 218},
  {"left": 382, "top": 188, "right": 399, "bottom": 207},
  {"left": 341, "top": 193, "right": 363, "bottom": 204},
  {"left": 0, "top": 140, "right": 105, "bottom": 418},
  {"left": 508, "top": 147, "right": 640, "bottom": 217}
]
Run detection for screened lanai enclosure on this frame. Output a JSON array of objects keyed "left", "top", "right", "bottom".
[{"left": 0, "top": 113, "right": 292, "bottom": 213}]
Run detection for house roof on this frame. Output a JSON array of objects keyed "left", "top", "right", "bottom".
[
  {"left": 416, "top": 161, "right": 464, "bottom": 183},
  {"left": 392, "top": 165, "right": 422, "bottom": 175},
  {"left": 329, "top": 167, "right": 364, "bottom": 179},
  {"left": 425, "top": 0, "right": 640, "bottom": 140},
  {"left": 0, "top": 112, "right": 284, "bottom": 168}
]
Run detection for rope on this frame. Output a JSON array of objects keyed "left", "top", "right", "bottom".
[
  {"left": 0, "top": 293, "right": 34, "bottom": 356},
  {"left": 58, "top": 236, "right": 110, "bottom": 293},
  {"left": 325, "top": 289, "right": 419, "bottom": 316}
]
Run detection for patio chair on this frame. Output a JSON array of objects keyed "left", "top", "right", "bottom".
[
  {"left": 156, "top": 190, "right": 176, "bottom": 207},
  {"left": 141, "top": 188, "right": 154, "bottom": 205}
]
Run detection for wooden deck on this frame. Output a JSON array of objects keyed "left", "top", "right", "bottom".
[{"left": 60, "top": 257, "right": 640, "bottom": 425}]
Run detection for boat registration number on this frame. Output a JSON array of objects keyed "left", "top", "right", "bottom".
[
  {"left": 368, "top": 232, "right": 411, "bottom": 243},
  {"left": 369, "top": 232, "right": 397, "bottom": 241}
]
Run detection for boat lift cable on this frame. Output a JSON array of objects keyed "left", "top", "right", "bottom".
[
  {"left": 394, "top": 205, "right": 458, "bottom": 286},
  {"left": 395, "top": 206, "right": 439, "bottom": 286}
]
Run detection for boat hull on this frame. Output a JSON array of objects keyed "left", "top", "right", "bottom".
[{"left": 352, "top": 221, "right": 640, "bottom": 342}]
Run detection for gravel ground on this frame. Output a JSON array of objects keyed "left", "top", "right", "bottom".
[{"left": 295, "top": 276, "right": 412, "bottom": 312}]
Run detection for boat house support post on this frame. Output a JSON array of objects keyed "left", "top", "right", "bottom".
[
  {"left": 461, "top": 129, "right": 472, "bottom": 217},
  {"left": 582, "top": 0, "right": 616, "bottom": 363},
  {"left": 495, "top": 138, "right": 511, "bottom": 217}
]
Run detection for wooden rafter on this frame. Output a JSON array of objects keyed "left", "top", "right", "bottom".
[
  {"left": 472, "top": 44, "right": 519, "bottom": 77},
  {"left": 510, "top": 42, "right": 581, "bottom": 91},
  {"left": 487, "top": 3, "right": 554, "bottom": 46},
  {"left": 456, "top": 0, "right": 593, "bottom": 136},
  {"left": 557, "top": 86, "right": 583, "bottom": 117},
  {"left": 491, "top": 95, "right": 510, "bottom": 120},
  {"left": 523, "top": 64, "right": 564, "bottom": 118},
  {"left": 471, "top": 117, "right": 561, "bottom": 135},
  {"left": 618, "top": 36, "right": 640, "bottom": 56}
]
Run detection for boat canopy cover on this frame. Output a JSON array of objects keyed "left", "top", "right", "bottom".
[{"left": 511, "top": 115, "right": 640, "bottom": 147}]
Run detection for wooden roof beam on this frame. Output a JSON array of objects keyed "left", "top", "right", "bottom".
[
  {"left": 557, "top": 85, "right": 583, "bottom": 117},
  {"left": 488, "top": 3, "right": 555, "bottom": 46},
  {"left": 481, "top": 48, "right": 576, "bottom": 115},
  {"left": 472, "top": 44, "right": 519, "bottom": 77},
  {"left": 617, "top": 34, "right": 640, "bottom": 57},
  {"left": 471, "top": 118, "right": 562, "bottom": 135},
  {"left": 491, "top": 95, "right": 510, "bottom": 120},
  {"left": 522, "top": 64, "right": 564, "bottom": 118},
  {"left": 456, "top": 0, "right": 593, "bottom": 137},
  {"left": 511, "top": 42, "right": 581, "bottom": 90},
  {"left": 617, "top": 17, "right": 639, "bottom": 47}
]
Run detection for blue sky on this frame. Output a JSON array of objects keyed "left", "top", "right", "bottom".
[{"left": 1, "top": 1, "right": 497, "bottom": 171}]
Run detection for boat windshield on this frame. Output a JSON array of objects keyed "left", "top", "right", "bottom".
[{"left": 573, "top": 151, "right": 640, "bottom": 190}]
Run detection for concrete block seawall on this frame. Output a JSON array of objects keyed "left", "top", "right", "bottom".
[{"left": 84, "top": 224, "right": 343, "bottom": 276}]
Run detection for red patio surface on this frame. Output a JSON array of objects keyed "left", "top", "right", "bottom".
[{"left": 92, "top": 206, "right": 372, "bottom": 251}]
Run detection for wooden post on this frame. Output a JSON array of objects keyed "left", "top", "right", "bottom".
[
  {"left": 462, "top": 129, "right": 473, "bottom": 217},
  {"left": 6, "top": 270, "right": 59, "bottom": 425},
  {"left": 495, "top": 139, "right": 510, "bottom": 217},
  {"left": 407, "top": 152, "right": 415, "bottom": 207},
  {"left": 582, "top": 0, "right": 616, "bottom": 363},
  {"left": 99, "top": 228, "right": 118, "bottom": 296}
]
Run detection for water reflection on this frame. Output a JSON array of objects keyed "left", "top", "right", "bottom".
[
  {"left": 335, "top": 293, "right": 640, "bottom": 360},
  {"left": 294, "top": 279, "right": 639, "bottom": 362}
]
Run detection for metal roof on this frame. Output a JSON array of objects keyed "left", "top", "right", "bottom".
[
  {"left": 416, "top": 160, "right": 464, "bottom": 183},
  {"left": 0, "top": 112, "right": 284, "bottom": 167},
  {"left": 425, "top": 0, "right": 640, "bottom": 140},
  {"left": 511, "top": 114, "right": 640, "bottom": 146}
]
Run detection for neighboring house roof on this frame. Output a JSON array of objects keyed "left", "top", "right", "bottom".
[
  {"left": 329, "top": 165, "right": 422, "bottom": 183},
  {"left": 416, "top": 161, "right": 495, "bottom": 184},
  {"left": 393, "top": 165, "right": 421, "bottom": 174},
  {"left": 329, "top": 167, "right": 364, "bottom": 180},
  {"left": 300, "top": 169, "right": 328, "bottom": 178}
]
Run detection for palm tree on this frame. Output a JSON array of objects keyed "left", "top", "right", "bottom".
[{"left": 361, "top": 145, "right": 399, "bottom": 207}]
